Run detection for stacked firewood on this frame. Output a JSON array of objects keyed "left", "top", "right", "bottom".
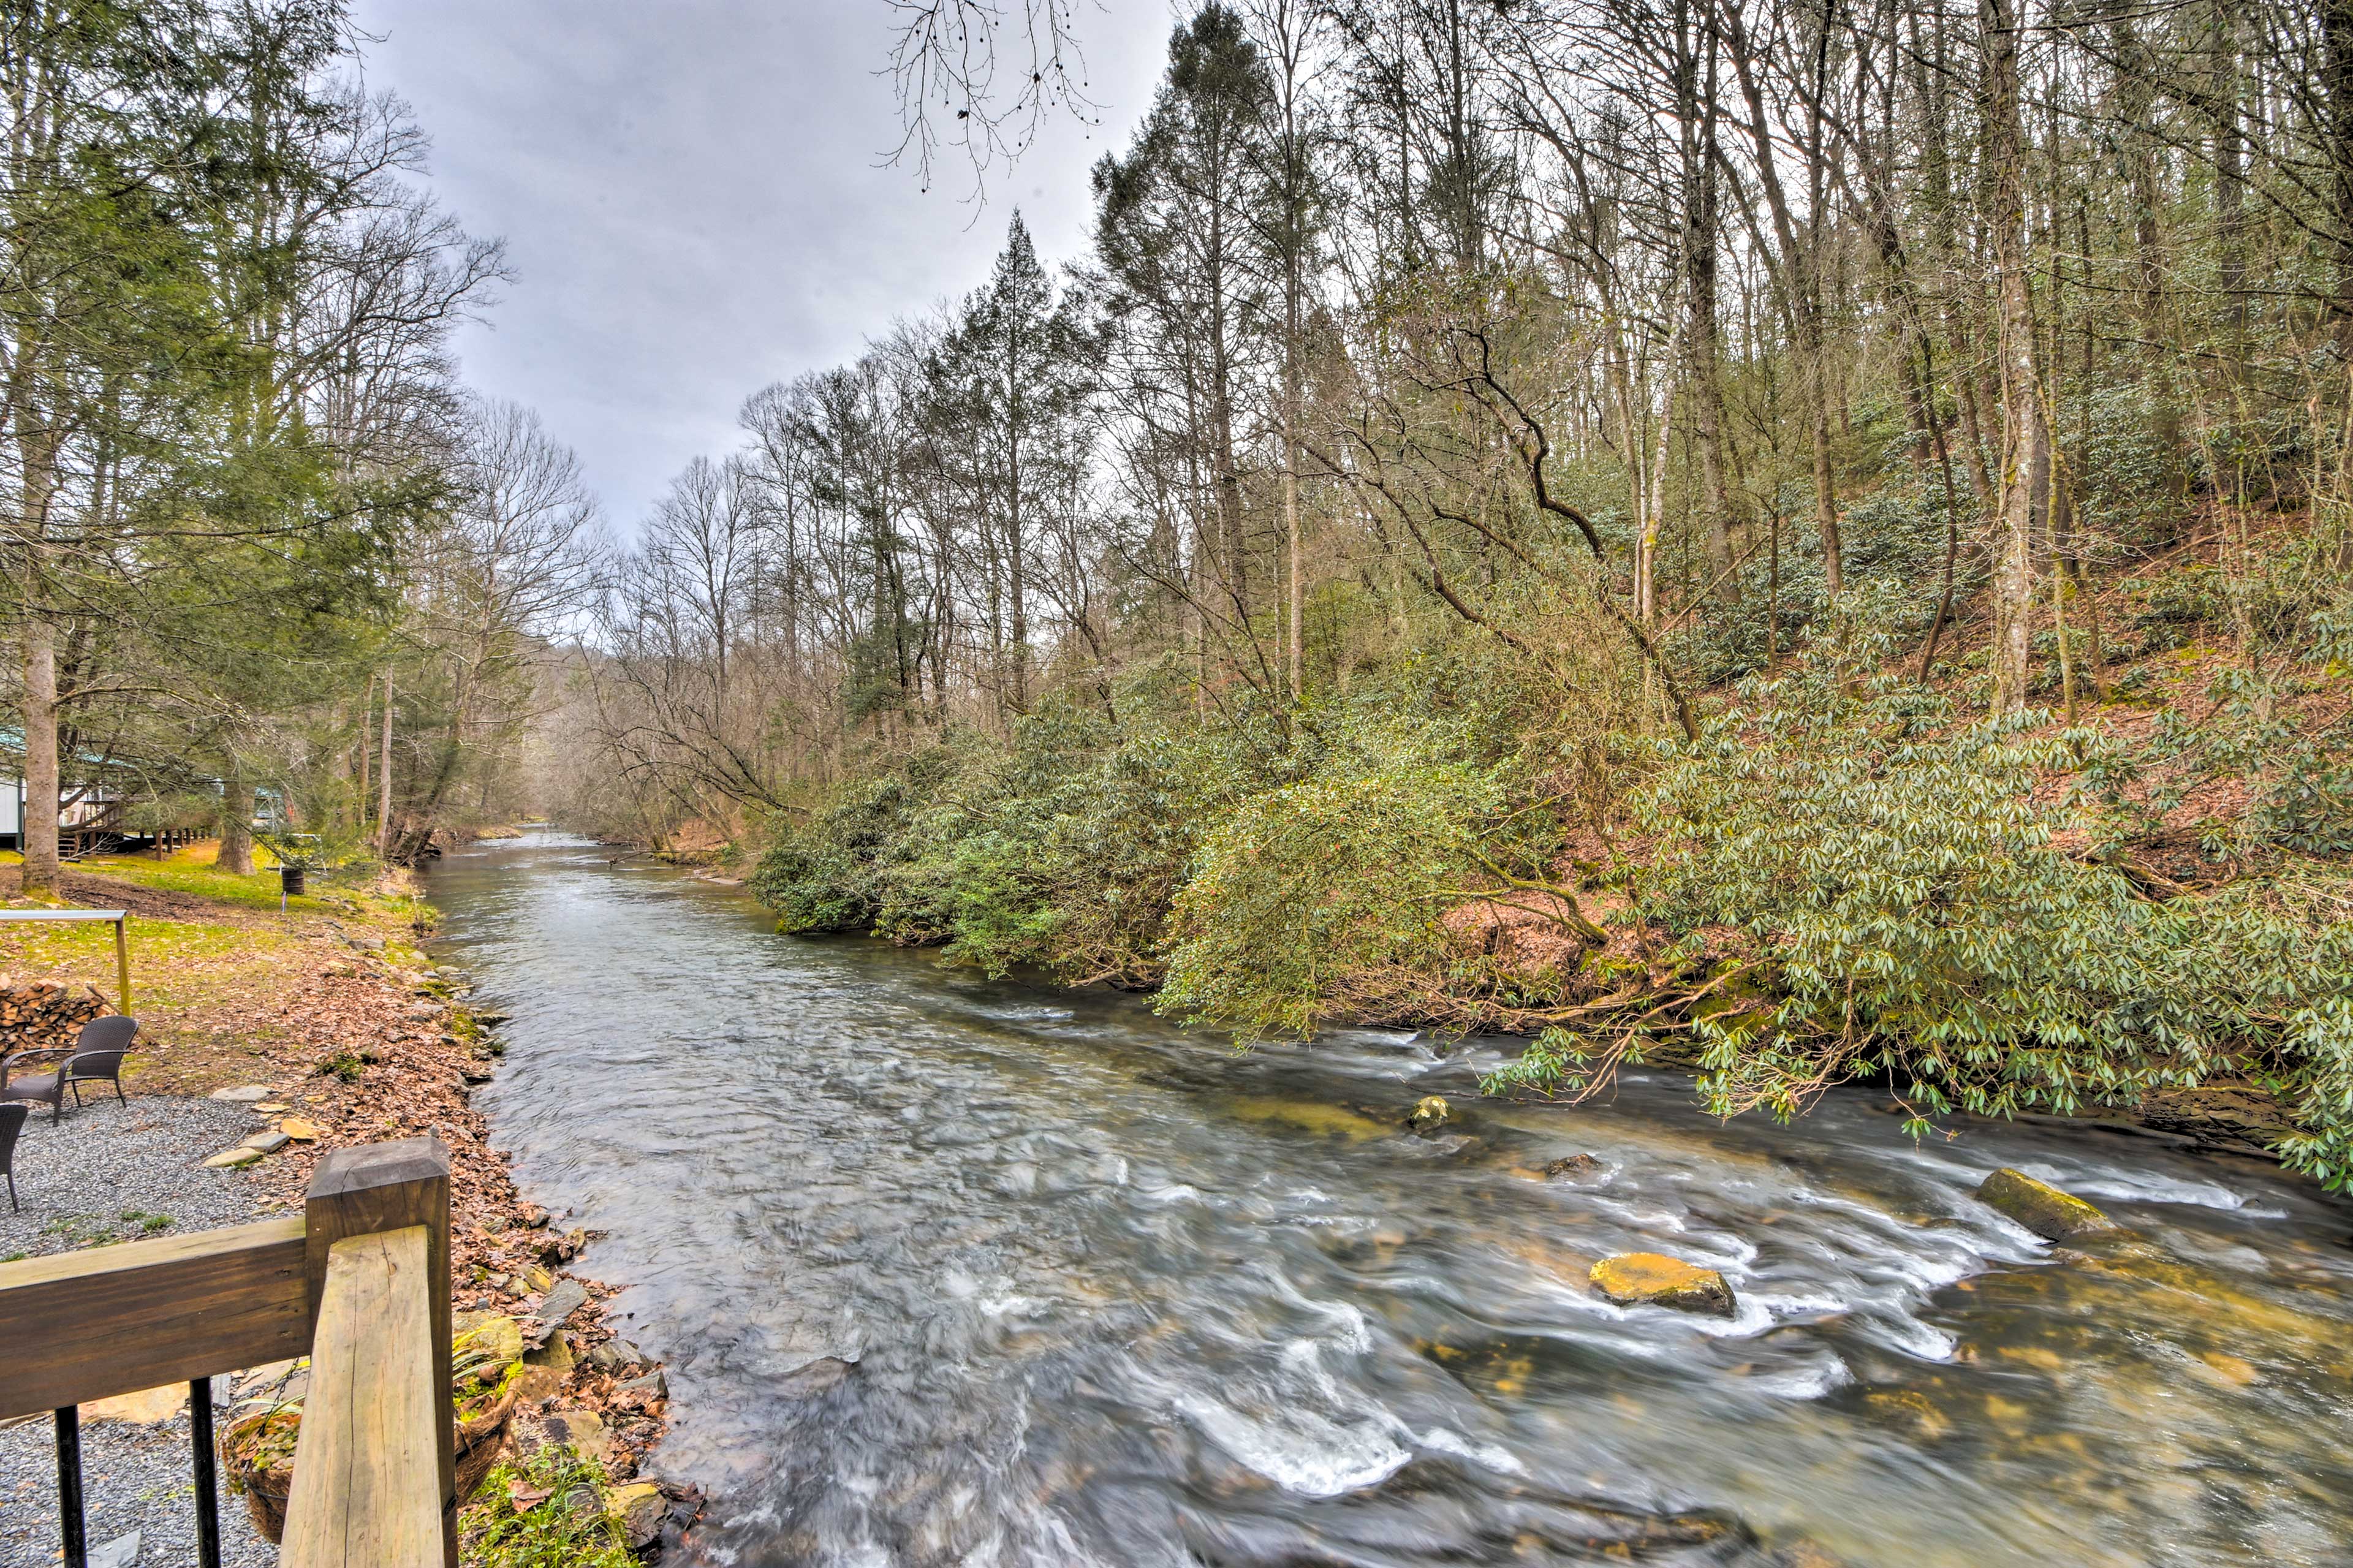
[{"left": 0, "top": 979, "right": 113, "bottom": 1055}]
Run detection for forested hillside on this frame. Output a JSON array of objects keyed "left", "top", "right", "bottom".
[
  {"left": 0, "top": 1, "right": 604, "bottom": 892},
  {"left": 10, "top": 1, "right": 2347, "bottom": 1183},
  {"left": 539, "top": 0, "right": 2353, "bottom": 1184}
]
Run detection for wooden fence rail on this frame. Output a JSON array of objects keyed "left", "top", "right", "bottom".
[{"left": 0, "top": 1138, "right": 457, "bottom": 1568}]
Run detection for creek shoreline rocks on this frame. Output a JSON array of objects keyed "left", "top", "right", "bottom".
[{"left": 228, "top": 930, "right": 699, "bottom": 1554}]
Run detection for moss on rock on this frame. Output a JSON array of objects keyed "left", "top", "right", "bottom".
[
  {"left": 1977, "top": 1167, "right": 2118, "bottom": 1241},
  {"left": 1589, "top": 1252, "right": 1736, "bottom": 1316}
]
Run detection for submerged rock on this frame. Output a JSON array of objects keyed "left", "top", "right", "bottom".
[
  {"left": 1589, "top": 1252, "right": 1737, "bottom": 1317},
  {"left": 1977, "top": 1167, "right": 2118, "bottom": 1241},
  {"left": 1227, "top": 1455, "right": 1752, "bottom": 1561},
  {"left": 777, "top": 1355, "right": 857, "bottom": 1397},
  {"left": 1407, "top": 1095, "right": 1452, "bottom": 1133},
  {"left": 1545, "top": 1154, "right": 1603, "bottom": 1179},
  {"left": 1861, "top": 1386, "right": 1953, "bottom": 1442}
]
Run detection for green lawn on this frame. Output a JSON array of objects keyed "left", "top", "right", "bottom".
[{"left": 69, "top": 844, "right": 417, "bottom": 923}]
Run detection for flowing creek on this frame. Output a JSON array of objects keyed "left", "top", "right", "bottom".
[{"left": 430, "top": 831, "right": 2353, "bottom": 1567}]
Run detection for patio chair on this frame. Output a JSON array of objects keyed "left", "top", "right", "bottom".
[
  {"left": 0, "top": 1101, "right": 23, "bottom": 1211},
  {"left": 1, "top": 1015, "right": 140, "bottom": 1124},
  {"left": 0, "top": 1045, "right": 69, "bottom": 1123},
  {"left": 66, "top": 1015, "right": 138, "bottom": 1108}
]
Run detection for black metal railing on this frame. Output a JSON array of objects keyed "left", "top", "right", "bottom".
[{"left": 47, "top": 1376, "right": 222, "bottom": 1568}]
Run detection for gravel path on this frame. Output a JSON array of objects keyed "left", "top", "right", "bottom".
[
  {"left": 2, "top": 1094, "right": 282, "bottom": 1567},
  {"left": 1, "top": 1094, "right": 275, "bottom": 1260}
]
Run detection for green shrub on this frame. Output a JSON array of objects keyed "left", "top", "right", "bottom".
[
  {"left": 749, "top": 699, "right": 1281, "bottom": 985},
  {"left": 1491, "top": 610, "right": 2353, "bottom": 1188},
  {"left": 1155, "top": 716, "right": 1585, "bottom": 1040}
]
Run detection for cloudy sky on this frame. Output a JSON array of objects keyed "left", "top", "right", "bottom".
[{"left": 346, "top": 2, "right": 1169, "bottom": 529}]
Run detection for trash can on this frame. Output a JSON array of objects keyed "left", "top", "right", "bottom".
[{"left": 279, "top": 865, "right": 306, "bottom": 896}]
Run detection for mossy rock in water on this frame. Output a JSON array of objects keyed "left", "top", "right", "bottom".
[
  {"left": 1976, "top": 1168, "right": 2118, "bottom": 1241},
  {"left": 1589, "top": 1252, "right": 1736, "bottom": 1317},
  {"left": 1407, "top": 1094, "right": 1452, "bottom": 1132},
  {"left": 607, "top": 1480, "right": 668, "bottom": 1550}
]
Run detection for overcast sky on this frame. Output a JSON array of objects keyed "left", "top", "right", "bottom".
[{"left": 346, "top": 2, "right": 1169, "bottom": 530}]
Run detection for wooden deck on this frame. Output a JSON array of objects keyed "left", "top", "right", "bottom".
[{"left": 0, "top": 1139, "right": 458, "bottom": 1568}]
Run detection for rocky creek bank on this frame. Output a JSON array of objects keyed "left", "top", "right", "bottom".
[{"left": 229, "top": 927, "right": 703, "bottom": 1556}]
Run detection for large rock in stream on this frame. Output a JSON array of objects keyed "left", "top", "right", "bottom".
[
  {"left": 1976, "top": 1167, "right": 2118, "bottom": 1241},
  {"left": 1589, "top": 1252, "right": 1737, "bottom": 1317}
]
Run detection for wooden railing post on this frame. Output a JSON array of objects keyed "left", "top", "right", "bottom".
[{"left": 303, "top": 1139, "right": 455, "bottom": 1568}]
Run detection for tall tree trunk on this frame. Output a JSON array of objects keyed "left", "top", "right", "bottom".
[
  {"left": 355, "top": 672, "right": 373, "bottom": 830},
  {"left": 377, "top": 673, "right": 395, "bottom": 860},
  {"left": 15, "top": 402, "right": 61, "bottom": 898},
  {"left": 2210, "top": 5, "right": 2246, "bottom": 363},
  {"left": 1950, "top": 300, "right": 1999, "bottom": 507},
  {"left": 1283, "top": 416, "right": 1303, "bottom": 697},
  {"left": 1984, "top": 0, "right": 2052, "bottom": 714},
  {"left": 218, "top": 769, "right": 254, "bottom": 876},
  {"left": 1283, "top": 254, "right": 1303, "bottom": 693},
  {"left": 20, "top": 618, "right": 59, "bottom": 896},
  {"left": 1809, "top": 365, "right": 1844, "bottom": 599},
  {"left": 1006, "top": 313, "right": 1029, "bottom": 714},
  {"left": 1721, "top": 0, "right": 1841, "bottom": 594},
  {"left": 2329, "top": 0, "right": 2353, "bottom": 343},
  {"left": 1683, "top": 4, "right": 1740, "bottom": 599}
]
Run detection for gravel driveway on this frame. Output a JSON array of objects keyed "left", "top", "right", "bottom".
[{"left": 2, "top": 1094, "right": 281, "bottom": 1567}]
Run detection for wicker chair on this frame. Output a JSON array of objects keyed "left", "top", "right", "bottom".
[
  {"left": 1, "top": 1015, "right": 140, "bottom": 1124},
  {"left": 64, "top": 1015, "right": 138, "bottom": 1109},
  {"left": 0, "top": 1101, "right": 24, "bottom": 1211}
]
